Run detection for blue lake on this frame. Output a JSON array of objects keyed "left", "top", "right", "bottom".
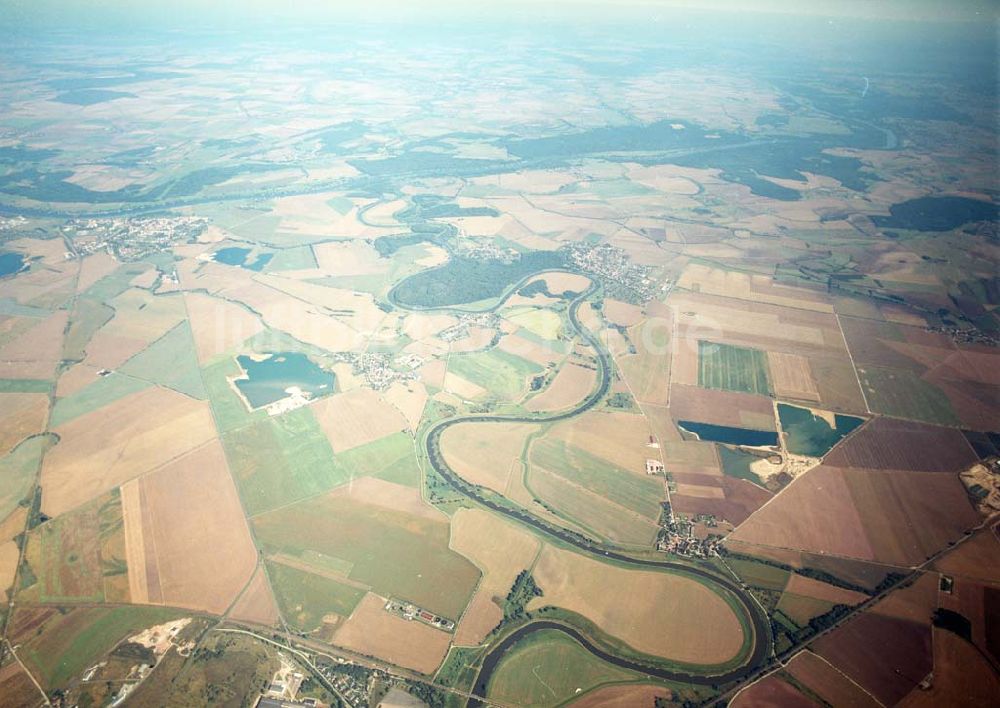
[
  {"left": 0, "top": 252, "right": 26, "bottom": 277},
  {"left": 234, "top": 352, "right": 335, "bottom": 409},
  {"left": 677, "top": 420, "right": 778, "bottom": 447},
  {"left": 214, "top": 247, "right": 273, "bottom": 272}
]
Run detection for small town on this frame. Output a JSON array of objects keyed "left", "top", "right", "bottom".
[
  {"left": 62, "top": 215, "right": 208, "bottom": 260},
  {"left": 562, "top": 242, "right": 659, "bottom": 303}
]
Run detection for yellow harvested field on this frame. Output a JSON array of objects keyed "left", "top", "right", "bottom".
[
  {"left": 41, "top": 387, "right": 217, "bottom": 517},
  {"left": 450, "top": 508, "right": 540, "bottom": 646},
  {"left": 551, "top": 410, "right": 654, "bottom": 475},
  {"left": 121, "top": 440, "right": 257, "bottom": 614},
  {"left": 311, "top": 241, "right": 387, "bottom": 277},
  {"left": 525, "top": 363, "right": 596, "bottom": 412},
  {"left": 670, "top": 335, "right": 700, "bottom": 387},
  {"left": 75, "top": 253, "right": 120, "bottom": 293},
  {"left": 497, "top": 333, "right": 563, "bottom": 366},
  {"left": 402, "top": 313, "right": 459, "bottom": 341},
  {"left": 184, "top": 292, "right": 264, "bottom": 363},
  {"left": 678, "top": 264, "right": 834, "bottom": 313},
  {"left": 333, "top": 593, "right": 452, "bottom": 674},
  {"left": 603, "top": 299, "right": 644, "bottom": 328},
  {"left": 312, "top": 388, "right": 409, "bottom": 452},
  {"left": 382, "top": 381, "right": 428, "bottom": 430},
  {"left": 254, "top": 274, "right": 387, "bottom": 335},
  {"left": 768, "top": 351, "right": 820, "bottom": 402},
  {"left": 0, "top": 539, "right": 19, "bottom": 594},
  {"left": 528, "top": 545, "right": 745, "bottom": 664},
  {"left": 420, "top": 359, "right": 447, "bottom": 388},
  {"left": 443, "top": 371, "right": 486, "bottom": 399},
  {"left": 55, "top": 363, "right": 103, "bottom": 397},
  {"left": 441, "top": 422, "right": 536, "bottom": 494},
  {"left": 80, "top": 331, "right": 148, "bottom": 370},
  {"left": 535, "top": 272, "right": 592, "bottom": 293},
  {"left": 0, "top": 310, "right": 67, "bottom": 365},
  {"left": 104, "top": 288, "right": 186, "bottom": 342},
  {"left": 229, "top": 565, "right": 280, "bottom": 627},
  {"left": 0, "top": 393, "right": 48, "bottom": 454}
]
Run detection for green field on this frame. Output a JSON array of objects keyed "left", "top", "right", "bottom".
[
  {"left": 505, "top": 306, "right": 564, "bottom": 340},
  {"left": 17, "top": 605, "right": 184, "bottom": 689},
  {"left": 253, "top": 494, "right": 480, "bottom": 619},
  {"left": 777, "top": 403, "right": 864, "bottom": 457},
  {"left": 0, "top": 434, "right": 53, "bottom": 521},
  {"left": 728, "top": 559, "right": 790, "bottom": 591},
  {"left": 49, "top": 373, "right": 150, "bottom": 428},
  {"left": 0, "top": 378, "right": 51, "bottom": 393},
  {"left": 528, "top": 467, "right": 659, "bottom": 546},
  {"left": 266, "top": 561, "right": 366, "bottom": 632},
  {"left": 487, "top": 630, "right": 645, "bottom": 707},
  {"left": 858, "top": 366, "right": 961, "bottom": 426},
  {"left": 62, "top": 298, "right": 114, "bottom": 361},
  {"left": 337, "top": 432, "right": 421, "bottom": 487},
  {"left": 19, "top": 490, "right": 126, "bottom": 603},
  {"left": 203, "top": 356, "right": 267, "bottom": 433},
  {"left": 119, "top": 320, "right": 206, "bottom": 399},
  {"left": 448, "top": 348, "right": 542, "bottom": 400},
  {"left": 264, "top": 244, "right": 318, "bottom": 271},
  {"left": 717, "top": 445, "right": 765, "bottom": 486},
  {"left": 530, "top": 439, "right": 663, "bottom": 519},
  {"left": 223, "top": 406, "right": 347, "bottom": 516},
  {"left": 698, "top": 341, "right": 771, "bottom": 395}
]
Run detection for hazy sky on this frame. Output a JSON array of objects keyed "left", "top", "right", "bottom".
[{"left": 1, "top": 0, "right": 997, "bottom": 29}]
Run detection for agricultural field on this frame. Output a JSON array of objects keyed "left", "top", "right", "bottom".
[
  {"left": 698, "top": 341, "right": 771, "bottom": 395},
  {"left": 252, "top": 480, "right": 480, "bottom": 619},
  {"left": 487, "top": 629, "right": 646, "bottom": 707},
  {"left": 0, "top": 12, "right": 997, "bottom": 704},
  {"left": 528, "top": 546, "right": 746, "bottom": 665}
]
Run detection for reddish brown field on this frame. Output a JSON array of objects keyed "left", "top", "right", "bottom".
[
  {"left": 933, "top": 527, "right": 1000, "bottom": 585},
  {"left": 731, "top": 674, "right": 818, "bottom": 708},
  {"left": 813, "top": 576, "right": 936, "bottom": 705},
  {"left": 845, "top": 467, "right": 979, "bottom": 566},
  {"left": 568, "top": 684, "right": 670, "bottom": 708},
  {"left": 332, "top": 593, "right": 451, "bottom": 674},
  {"left": 122, "top": 440, "right": 257, "bottom": 614},
  {"left": 824, "top": 417, "right": 977, "bottom": 473},
  {"left": 899, "top": 628, "right": 1000, "bottom": 707},
  {"left": 0, "top": 662, "right": 42, "bottom": 708},
  {"left": 733, "top": 461, "right": 980, "bottom": 566},
  {"left": 785, "top": 651, "right": 880, "bottom": 708},
  {"left": 671, "top": 477, "right": 772, "bottom": 526},
  {"left": 75, "top": 253, "right": 120, "bottom": 293},
  {"left": 784, "top": 574, "right": 869, "bottom": 608},
  {"left": 670, "top": 384, "right": 775, "bottom": 431},
  {"left": 229, "top": 564, "right": 280, "bottom": 627},
  {"left": 730, "top": 467, "right": 873, "bottom": 560}
]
